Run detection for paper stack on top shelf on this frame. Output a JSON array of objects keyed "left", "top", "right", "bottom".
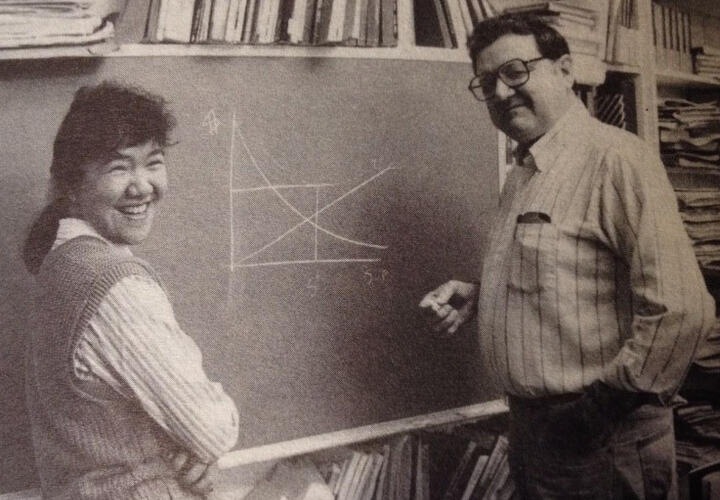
[
  {"left": 0, "top": 0, "right": 123, "bottom": 48},
  {"left": 659, "top": 97, "right": 720, "bottom": 272}
]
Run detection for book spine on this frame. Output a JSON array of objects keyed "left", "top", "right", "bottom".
[
  {"left": 459, "top": 455, "right": 488, "bottom": 500},
  {"left": 365, "top": 0, "right": 379, "bottom": 46},
  {"left": 456, "top": 0, "right": 473, "bottom": 39},
  {"left": 441, "top": 441, "right": 478, "bottom": 500},
  {"left": 288, "top": 0, "right": 307, "bottom": 42},
  {"left": 439, "top": 0, "right": 457, "bottom": 48},
  {"left": 162, "top": 0, "right": 195, "bottom": 42},
  {"left": 223, "top": 0, "right": 240, "bottom": 40},
  {"left": 302, "top": 0, "right": 317, "bottom": 43},
  {"left": 198, "top": 0, "right": 214, "bottom": 40},
  {"left": 208, "top": 0, "right": 231, "bottom": 40},
  {"left": 189, "top": 0, "right": 203, "bottom": 41},
  {"left": 379, "top": 0, "right": 395, "bottom": 46}
]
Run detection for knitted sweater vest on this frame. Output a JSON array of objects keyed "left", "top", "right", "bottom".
[{"left": 26, "top": 236, "right": 200, "bottom": 500}]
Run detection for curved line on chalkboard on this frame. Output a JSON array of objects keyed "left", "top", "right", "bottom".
[
  {"left": 235, "top": 205, "right": 389, "bottom": 264},
  {"left": 235, "top": 128, "right": 394, "bottom": 264}
]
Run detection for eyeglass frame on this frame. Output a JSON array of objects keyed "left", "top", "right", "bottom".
[{"left": 468, "top": 56, "right": 546, "bottom": 102}]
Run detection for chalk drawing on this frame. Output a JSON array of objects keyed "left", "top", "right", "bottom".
[
  {"left": 229, "top": 112, "right": 397, "bottom": 270},
  {"left": 202, "top": 109, "right": 221, "bottom": 135}
]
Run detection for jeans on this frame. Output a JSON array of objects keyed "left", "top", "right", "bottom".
[{"left": 508, "top": 397, "right": 677, "bottom": 499}]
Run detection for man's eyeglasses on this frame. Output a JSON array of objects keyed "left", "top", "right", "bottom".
[{"left": 468, "top": 57, "right": 546, "bottom": 102}]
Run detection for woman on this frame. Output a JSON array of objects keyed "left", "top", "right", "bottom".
[{"left": 23, "top": 82, "right": 238, "bottom": 499}]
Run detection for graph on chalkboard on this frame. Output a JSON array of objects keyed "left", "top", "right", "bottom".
[{"left": 229, "top": 112, "right": 398, "bottom": 270}]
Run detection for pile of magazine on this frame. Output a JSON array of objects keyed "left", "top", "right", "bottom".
[{"left": 0, "top": 0, "right": 123, "bottom": 48}]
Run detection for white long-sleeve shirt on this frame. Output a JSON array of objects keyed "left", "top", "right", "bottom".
[
  {"left": 53, "top": 218, "right": 238, "bottom": 463},
  {"left": 478, "top": 99, "right": 716, "bottom": 403}
]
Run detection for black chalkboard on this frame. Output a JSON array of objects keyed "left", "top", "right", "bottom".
[{"left": 0, "top": 55, "right": 499, "bottom": 488}]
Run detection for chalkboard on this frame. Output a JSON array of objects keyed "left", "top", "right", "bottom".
[{"left": 0, "top": 55, "right": 499, "bottom": 488}]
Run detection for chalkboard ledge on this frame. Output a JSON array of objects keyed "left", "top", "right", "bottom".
[{"left": 219, "top": 398, "right": 508, "bottom": 469}]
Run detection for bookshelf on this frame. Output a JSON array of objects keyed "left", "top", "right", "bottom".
[
  {"left": 0, "top": 0, "right": 612, "bottom": 85},
  {"left": 637, "top": 0, "right": 720, "bottom": 292}
]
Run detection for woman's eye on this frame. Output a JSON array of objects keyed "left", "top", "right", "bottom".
[
  {"left": 145, "top": 161, "right": 165, "bottom": 172},
  {"left": 109, "top": 163, "right": 129, "bottom": 173}
]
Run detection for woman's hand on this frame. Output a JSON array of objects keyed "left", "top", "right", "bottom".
[
  {"left": 419, "top": 280, "right": 480, "bottom": 337},
  {"left": 171, "top": 451, "right": 219, "bottom": 495}
]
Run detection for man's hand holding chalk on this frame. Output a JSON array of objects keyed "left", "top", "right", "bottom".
[{"left": 419, "top": 280, "right": 480, "bottom": 337}]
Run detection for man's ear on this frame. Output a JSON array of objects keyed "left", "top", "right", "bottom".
[{"left": 556, "top": 54, "right": 575, "bottom": 89}]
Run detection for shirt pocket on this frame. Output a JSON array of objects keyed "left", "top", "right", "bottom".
[{"left": 508, "top": 221, "right": 558, "bottom": 294}]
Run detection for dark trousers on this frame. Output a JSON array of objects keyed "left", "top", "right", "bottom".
[{"left": 508, "top": 397, "right": 677, "bottom": 499}]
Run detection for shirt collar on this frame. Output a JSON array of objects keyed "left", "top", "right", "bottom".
[
  {"left": 515, "top": 97, "right": 590, "bottom": 172},
  {"left": 53, "top": 218, "right": 133, "bottom": 256}
]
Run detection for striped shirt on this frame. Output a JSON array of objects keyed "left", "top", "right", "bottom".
[
  {"left": 52, "top": 218, "right": 239, "bottom": 462},
  {"left": 478, "top": 99, "right": 716, "bottom": 403}
]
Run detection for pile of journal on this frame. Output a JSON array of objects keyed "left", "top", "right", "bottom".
[
  {"left": 0, "top": 0, "right": 122, "bottom": 48},
  {"left": 659, "top": 97, "right": 720, "bottom": 272}
]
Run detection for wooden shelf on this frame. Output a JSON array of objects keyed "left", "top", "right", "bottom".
[
  {"left": 0, "top": 41, "right": 473, "bottom": 63},
  {"left": 656, "top": 69, "right": 720, "bottom": 89},
  {"left": 606, "top": 62, "right": 643, "bottom": 76}
]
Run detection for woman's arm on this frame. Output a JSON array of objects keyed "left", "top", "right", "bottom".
[{"left": 76, "top": 274, "right": 239, "bottom": 463}]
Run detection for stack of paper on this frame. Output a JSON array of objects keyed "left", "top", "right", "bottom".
[
  {"left": 694, "top": 46, "right": 720, "bottom": 80},
  {"left": 659, "top": 98, "right": 720, "bottom": 171},
  {"left": 659, "top": 98, "right": 720, "bottom": 270},
  {"left": 0, "top": 0, "right": 122, "bottom": 48}
]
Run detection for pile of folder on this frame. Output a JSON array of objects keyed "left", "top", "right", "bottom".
[{"left": 0, "top": 0, "right": 122, "bottom": 48}]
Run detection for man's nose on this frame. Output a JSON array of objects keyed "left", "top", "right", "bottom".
[{"left": 494, "top": 77, "right": 516, "bottom": 100}]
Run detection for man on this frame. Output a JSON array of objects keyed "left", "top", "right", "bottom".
[{"left": 420, "top": 14, "right": 715, "bottom": 499}]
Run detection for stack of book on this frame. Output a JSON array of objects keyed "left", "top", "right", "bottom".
[
  {"left": 659, "top": 98, "right": 720, "bottom": 271},
  {"left": 0, "top": 0, "right": 121, "bottom": 48},
  {"left": 243, "top": 427, "right": 514, "bottom": 500},
  {"left": 413, "top": 0, "right": 501, "bottom": 49},
  {"left": 651, "top": 1, "right": 693, "bottom": 73},
  {"left": 144, "top": 0, "right": 397, "bottom": 46},
  {"left": 492, "top": 1, "right": 607, "bottom": 84},
  {"left": 693, "top": 46, "right": 720, "bottom": 80},
  {"left": 605, "top": 0, "right": 638, "bottom": 65},
  {"left": 499, "top": 1, "right": 607, "bottom": 60}
]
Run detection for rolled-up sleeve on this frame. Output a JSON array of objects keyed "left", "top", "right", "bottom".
[
  {"left": 77, "top": 275, "right": 239, "bottom": 462},
  {"left": 599, "top": 145, "right": 716, "bottom": 403}
]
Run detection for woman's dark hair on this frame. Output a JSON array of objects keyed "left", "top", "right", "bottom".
[
  {"left": 468, "top": 14, "right": 570, "bottom": 74},
  {"left": 22, "top": 81, "right": 176, "bottom": 274}
]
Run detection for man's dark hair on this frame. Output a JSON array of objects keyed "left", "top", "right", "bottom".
[{"left": 468, "top": 14, "right": 570, "bottom": 73}]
